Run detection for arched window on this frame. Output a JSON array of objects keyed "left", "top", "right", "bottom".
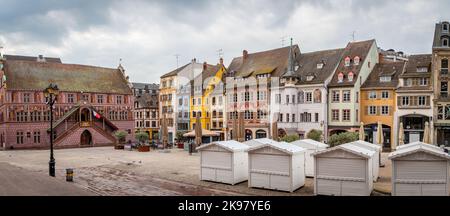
[
  {"left": 338, "top": 72, "right": 344, "bottom": 83},
  {"left": 443, "top": 23, "right": 449, "bottom": 32},
  {"left": 443, "top": 38, "right": 449, "bottom": 47},
  {"left": 348, "top": 71, "right": 354, "bottom": 82},
  {"left": 344, "top": 56, "right": 351, "bottom": 66},
  {"left": 354, "top": 56, "right": 360, "bottom": 65},
  {"left": 313, "top": 89, "right": 322, "bottom": 103}
]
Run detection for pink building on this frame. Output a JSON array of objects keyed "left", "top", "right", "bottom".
[{"left": 0, "top": 55, "right": 135, "bottom": 149}]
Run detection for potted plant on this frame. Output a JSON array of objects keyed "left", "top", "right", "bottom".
[
  {"left": 135, "top": 132, "right": 150, "bottom": 152},
  {"left": 114, "top": 130, "right": 128, "bottom": 149}
]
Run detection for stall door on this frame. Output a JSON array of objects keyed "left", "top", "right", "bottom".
[
  {"left": 395, "top": 161, "right": 448, "bottom": 196},
  {"left": 201, "top": 151, "right": 232, "bottom": 183},
  {"left": 250, "top": 154, "right": 290, "bottom": 190}
]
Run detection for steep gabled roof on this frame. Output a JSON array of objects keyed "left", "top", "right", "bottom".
[
  {"left": 328, "top": 39, "right": 376, "bottom": 87},
  {"left": 160, "top": 63, "right": 190, "bottom": 78},
  {"left": 295, "top": 48, "right": 345, "bottom": 85},
  {"left": 4, "top": 60, "right": 132, "bottom": 94},
  {"left": 227, "top": 45, "right": 300, "bottom": 79},
  {"left": 3, "top": 54, "right": 62, "bottom": 63},
  {"left": 361, "top": 61, "right": 405, "bottom": 89}
]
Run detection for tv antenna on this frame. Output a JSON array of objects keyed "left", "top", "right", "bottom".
[
  {"left": 174, "top": 54, "right": 181, "bottom": 68},
  {"left": 351, "top": 31, "right": 356, "bottom": 42}
]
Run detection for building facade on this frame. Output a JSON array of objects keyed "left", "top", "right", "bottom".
[
  {"left": 327, "top": 39, "right": 379, "bottom": 136},
  {"left": 159, "top": 59, "right": 203, "bottom": 144},
  {"left": 274, "top": 47, "right": 344, "bottom": 140},
  {"left": 227, "top": 46, "right": 298, "bottom": 141},
  {"left": 0, "top": 55, "right": 134, "bottom": 149},
  {"left": 176, "top": 81, "right": 191, "bottom": 139},
  {"left": 132, "top": 83, "right": 159, "bottom": 140},
  {"left": 393, "top": 54, "right": 434, "bottom": 146},
  {"left": 360, "top": 61, "right": 405, "bottom": 151},
  {"left": 432, "top": 21, "right": 450, "bottom": 146}
]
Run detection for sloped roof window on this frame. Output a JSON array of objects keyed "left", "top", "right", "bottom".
[
  {"left": 348, "top": 71, "right": 354, "bottom": 82},
  {"left": 338, "top": 72, "right": 344, "bottom": 83},
  {"left": 354, "top": 56, "right": 360, "bottom": 65},
  {"left": 317, "top": 63, "right": 324, "bottom": 69},
  {"left": 416, "top": 67, "right": 428, "bottom": 73},
  {"left": 380, "top": 76, "right": 391, "bottom": 82},
  {"left": 344, "top": 56, "right": 351, "bottom": 67},
  {"left": 306, "top": 75, "right": 314, "bottom": 81}
]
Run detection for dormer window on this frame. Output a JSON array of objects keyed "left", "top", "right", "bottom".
[
  {"left": 306, "top": 75, "right": 314, "bottom": 81},
  {"left": 344, "top": 57, "right": 351, "bottom": 67},
  {"left": 348, "top": 72, "right": 354, "bottom": 82},
  {"left": 317, "top": 63, "right": 324, "bottom": 69},
  {"left": 380, "top": 76, "right": 391, "bottom": 82},
  {"left": 295, "top": 63, "right": 300, "bottom": 71},
  {"left": 337, "top": 72, "right": 344, "bottom": 83},
  {"left": 416, "top": 67, "right": 428, "bottom": 73},
  {"left": 443, "top": 38, "right": 449, "bottom": 47},
  {"left": 354, "top": 56, "right": 360, "bottom": 65}
]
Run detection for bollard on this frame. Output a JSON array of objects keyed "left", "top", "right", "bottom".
[{"left": 66, "top": 168, "right": 74, "bottom": 182}]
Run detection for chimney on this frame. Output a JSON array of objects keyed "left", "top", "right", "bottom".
[
  {"left": 37, "top": 55, "right": 45, "bottom": 62},
  {"left": 243, "top": 50, "right": 248, "bottom": 60},
  {"left": 378, "top": 52, "right": 384, "bottom": 63},
  {"left": 203, "top": 62, "right": 207, "bottom": 70},
  {"left": 219, "top": 58, "right": 223, "bottom": 65}
]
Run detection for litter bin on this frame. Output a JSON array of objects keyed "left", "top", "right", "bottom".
[{"left": 66, "top": 168, "right": 74, "bottom": 182}]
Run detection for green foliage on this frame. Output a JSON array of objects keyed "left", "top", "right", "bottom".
[
  {"left": 114, "top": 130, "right": 128, "bottom": 143},
  {"left": 328, "top": 132, "right": 359, "bottom": 147},
  {"left": 306, "top": 129, "right": 323, "bottom": 142},
  {"left": 176, "top": 131, "right": 186, "bottom": 141},
  {"left": 135, "top": 132, "right": 149, "bottom": 144},
  {"left": 280, "top": 134, "right": 300, "bottom": 143}
]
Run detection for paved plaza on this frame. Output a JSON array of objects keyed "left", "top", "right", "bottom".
[{"left": 0, "top": 147, "right": 391, "bottom": 196}]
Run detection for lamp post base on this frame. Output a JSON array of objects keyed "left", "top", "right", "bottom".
[{"left": 49, "top": 160, "right": 55, "bottom": 177}]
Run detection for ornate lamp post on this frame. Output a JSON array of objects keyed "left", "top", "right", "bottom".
[{"left": 44, "top": 83, "right": 59, "bottom": 177}]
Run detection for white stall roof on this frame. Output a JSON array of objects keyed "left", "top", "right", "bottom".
[
  {"left": 312, "top": 143, "right": 375, "bottom": 158},
  {"left": 349, "top": 140, "right": 382, "bottom": 150},
  {"left": 396, "top": 141, "right": 442, "bottom": 151},
  {"left": 247, "top": 141, "right": 305, "bottom": 155},
  {"left": 196, "top": 140, "right": 249, "bottom": 152},
  {"left": 389, "top": 144, "right": 450, "bottom": 160},
  {"left": 291, "top": 139, "right": 329, "bottom": 148},
  {"left": 244, "top": 138, "right": 279, "bottom": 147}
]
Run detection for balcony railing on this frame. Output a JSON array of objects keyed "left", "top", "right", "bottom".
[{"left": 441, "top": 69, "right": 449, "bottom": 75}]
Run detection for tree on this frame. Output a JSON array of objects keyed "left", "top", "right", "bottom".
[
  {"left": 280, "top": 134, "right": 300, "bottom": 143},
  {"left": 114, "top": 130, "right": 128, "bottom": 144},
  {"left": 135, "top": 132, "right": 149, "bottom": 145},
  {"left": 328, "top": 132, "right": 359, "bottom": 147},
  {"left": 306, "top": 129, "right": 323, "bottom": 142}
]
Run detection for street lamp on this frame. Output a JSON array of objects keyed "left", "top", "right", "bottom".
[{"left": 44, "top": 83, "right": 59, "bottom": 177}]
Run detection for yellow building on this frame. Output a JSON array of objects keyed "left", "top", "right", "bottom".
[
  {"left": 190, "top": 60, "right": 226, "bottom": 132},
  {"left": 360, "top": 61, "right": 405, "bottom": 151}
]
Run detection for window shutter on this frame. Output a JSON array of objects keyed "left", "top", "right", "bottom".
[
  {"left": 376, "top": 106, "right": 380, "bottom": 115},
  {"left": 365, "top": 106, "right": 368, "bottom": 115}
]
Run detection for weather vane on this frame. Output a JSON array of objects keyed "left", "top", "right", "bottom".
[
  {"left": 174, "top": 54, "right": 181, "bottom": 69},
  {"left": 217, "top": 49, "right": 223, "bottom": 59}
]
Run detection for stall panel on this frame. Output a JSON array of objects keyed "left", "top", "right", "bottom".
[
  {"left": 270, "top": 175, "right": 291, "bottom": 191},
  {"left": 202, "top": 151, "right": 232, "bottom": 169},
  {"left": 341, "top": 181, "right": 367, "bottom": 196},
  {"left": 250, "top": 154, "right": 289, "bottom": 174},
  {"left": 317, "top": 158, "right": 365, "bottom": 179},
  {"left": 396, "top": 161, "right": 447, "bottom": 180},
  {"left": 395, "top": 183, "right": 421, "bottom": 196},
  {"left": 421, "top": 184, "right": 447, "bottom": 196},
  {"left": 216, "top": 169, "right": 233, "bottom": 184},
  {"left": 316, "top": 179, "right": 341, "bottom": 196},
  {"left": 250, "top": 173, "right": 270, "bottom": 188},
  {"left": 201, "top": 168, "right": 216, "bottom": 181}
]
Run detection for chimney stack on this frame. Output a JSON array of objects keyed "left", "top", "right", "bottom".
[
  {"left": 378, "top": 52, "right": 384, "bottom": 63},
  {"left": 243, "top": 50, "right": 248, "bottom": 60},
  {"left": 219, "top": 58, "right": 223, "bottom": 65},
  {"left": 203, "top": 62, "right": 207, "bottom": 70}
]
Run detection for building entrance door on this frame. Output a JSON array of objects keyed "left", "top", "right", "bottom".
[{"left": 80, "top": 130, "right": 93, "bottom": 146}]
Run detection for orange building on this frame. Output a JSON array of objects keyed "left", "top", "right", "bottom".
[{"left": 360, "top": 61, "right": 405, "bottom": 151}]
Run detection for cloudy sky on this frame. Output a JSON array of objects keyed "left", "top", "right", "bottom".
[{"left": 0, "top": 0, "right": 449, "bottom": 83}]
